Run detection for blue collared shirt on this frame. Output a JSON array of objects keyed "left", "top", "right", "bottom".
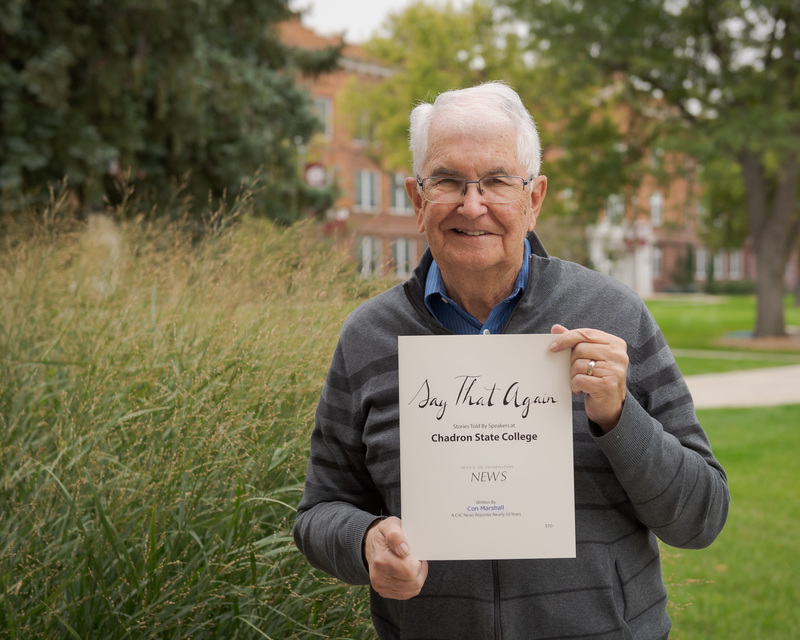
[{"left": 424, "top": 239, "right": 531, "bottom": 335}]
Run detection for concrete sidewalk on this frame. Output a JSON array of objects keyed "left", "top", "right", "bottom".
[{"left": 685, "top": 365, "right": 800, "bottom": 409}]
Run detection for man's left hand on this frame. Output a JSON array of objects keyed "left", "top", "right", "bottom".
[{"left": 549, "top": 324, "right": 628, "bottom": 434}]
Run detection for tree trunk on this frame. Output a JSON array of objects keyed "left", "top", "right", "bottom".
[
  {"left": 739, "top": 149, "right": 800, "bottom": 337},
  {"left": 753, "top": 233, "right": 789, "bottom": 336},
  {"left": 795, "top": 239, "right": 800, "bottom": 307}
]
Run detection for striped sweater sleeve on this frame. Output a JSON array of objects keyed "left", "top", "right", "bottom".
[
  {"left": 293, "top": 337, "right": 385, "bottom": 586},
  {"left": 592, "top": 303, "right": 729, "bottom": 549}
]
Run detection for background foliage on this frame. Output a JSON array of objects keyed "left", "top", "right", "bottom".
[
  {"left": 0, "top": 0, "right": 339, "bottom": 221},
  {"left": 0, "top": 191, "right": 388, "bottom": 638}
]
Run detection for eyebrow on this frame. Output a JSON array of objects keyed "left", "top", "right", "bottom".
[{"left": 427, "top": 166, "right": 512, "bottom": 177}]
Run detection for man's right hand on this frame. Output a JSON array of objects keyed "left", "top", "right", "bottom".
[{"left": 364, "top": 516, "right": 428, "bottom": 600}]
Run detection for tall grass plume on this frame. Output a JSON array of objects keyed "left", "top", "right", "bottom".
[{"left": 0, "top": 192, "right": 386, "bottom": 638}]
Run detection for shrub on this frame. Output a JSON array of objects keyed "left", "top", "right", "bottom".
[{"left": 703, "top": 279, "right": 758, "bottom": 295}]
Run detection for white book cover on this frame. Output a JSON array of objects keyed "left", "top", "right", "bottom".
[{"left": 398, "top": 334, "right": 576, "bottom": 560}]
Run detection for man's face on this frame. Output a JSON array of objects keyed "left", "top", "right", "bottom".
[{"left": 406, "top": 123, "right": 547, "bottom": 282}]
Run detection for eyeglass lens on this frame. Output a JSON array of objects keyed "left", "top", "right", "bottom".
[{"left": 422, "top": 176, "right": 525, "bottom": 203}]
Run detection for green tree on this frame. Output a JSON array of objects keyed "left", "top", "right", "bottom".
[
  {"left": 501, "top": 0, "right": 800, "bottom": 337},
  {"left": 0, "top": 0, "right": 340, "bottom": 221}
]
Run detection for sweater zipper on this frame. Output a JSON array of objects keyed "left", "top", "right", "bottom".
[{"left": 493, "top": 559, "right": 502, "bottom": 639}]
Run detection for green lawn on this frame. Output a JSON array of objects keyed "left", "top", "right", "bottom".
[
  {"left": 647, "top": 298, "right": 800, "bottom": 637},
  {"left": 665, "top": 405, "right": 800, "bottom": 639},
  {"left": 645, "top": 296, "right": 800, "bottom": 375}
]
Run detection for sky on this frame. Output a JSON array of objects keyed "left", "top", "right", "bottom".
[{"left": 289, "top": 0, "right": 468, "bottom": 43}]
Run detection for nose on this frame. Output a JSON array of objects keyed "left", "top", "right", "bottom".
[{"left": 458, "top": 181, "right": 487, "bottom": 216}]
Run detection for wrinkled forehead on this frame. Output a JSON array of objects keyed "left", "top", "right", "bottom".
[{"left": 424, "top": 116, "right": 520, "bottom": 174}]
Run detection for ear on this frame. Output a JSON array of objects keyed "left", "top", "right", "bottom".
[
  {"left": 527, "top": 175, "right": 547, "bottom": 232},
  {"left": 405, "top": 177, "right": 426, "bottom": 233}
]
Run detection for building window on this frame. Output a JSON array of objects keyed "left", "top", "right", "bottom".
[
  {"left": 313, "top": 96, "right": 333, "bottom": 140},
  {"left": 652, "top": 246, "right": 662, "bottom": 278},
  {"left": 391, "top": 173, "right": 413, "bottom": 214},
  {"left": 695, "top": 247, "right": 708, "bottom": 280},
  {"left": 713, "top": 251, "right": 725, "bottom": 280},
  {"left": 352, "top": 111, "right": 371, "bottom": 145},
  {"left": 693, "top": 201, "right": 707, "bottom": 231},
  {"left": 729, "top": 250, "right": 742, "bottom": 280},
  {"left": 355, "top": 169, "right": 381, "bottom": 212},
  {"left": 392, "top": 237, "right": 417, "bottom": 279},
  {"left": 359, "top": 236, "right": 382, "bottom": 277},
  {"left": 649, "top": 192, "right": 663, "bottom": 227}
]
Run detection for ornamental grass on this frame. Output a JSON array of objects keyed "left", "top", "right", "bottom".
[{"left": 0, "top": 186, "right": 382, "bottom": 638}]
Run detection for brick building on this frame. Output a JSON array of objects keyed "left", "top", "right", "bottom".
[
  {"left": 280, "top": 19, "right": 425, "bottom": 279},
  {"left": 588, "top": 150, "right": 796, "bottom": 296},
  {"left": 587, "top": 151, "right": 707, "bottom": 296}
]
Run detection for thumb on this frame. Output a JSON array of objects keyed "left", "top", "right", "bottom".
[
  {"left": 390, "top": 533, "right": 411, "bottom": 558},
  {"left": 384, "top": 519, "right": 412, "bottom": 558}
]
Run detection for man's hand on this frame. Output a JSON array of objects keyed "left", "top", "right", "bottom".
[
  {"left": 364, "top": 516, "right": 428, "bottom": 600},
  {"left": 549, "top": 324, "right": 629, "bottom": 433}
]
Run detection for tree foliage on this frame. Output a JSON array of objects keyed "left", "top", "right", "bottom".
[
  {"left": 698, "top": 156, "right": 750, "bottom": 251},
  {"left": 500, "top": 0, "right": 800, "bottom": 336},
  {"left": 0, "top": 0, "right": 340, "bottom": 220}
]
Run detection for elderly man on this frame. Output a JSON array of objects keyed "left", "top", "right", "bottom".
[{"left": 294, "top": 82, "right": 729, "bottom": 639}]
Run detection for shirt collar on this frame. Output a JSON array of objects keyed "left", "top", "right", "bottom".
[{"left": 424, "top": 238, "right": 531, "bottom": 332}]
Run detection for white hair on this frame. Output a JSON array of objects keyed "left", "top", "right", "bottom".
[{"left": 408, "top": 82, "right": 542, "bottom": 178}]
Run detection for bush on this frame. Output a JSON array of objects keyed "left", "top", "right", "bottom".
[
  {"left": 0, "top": 192, "right": 384, "bottom": 638},
  {"left": 703, "top": 279, "right": 758, "bottom": 295}
]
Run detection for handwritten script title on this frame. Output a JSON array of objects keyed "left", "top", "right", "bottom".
[{"left": 408, "top": 375, "right": 557, "bottom": 420}]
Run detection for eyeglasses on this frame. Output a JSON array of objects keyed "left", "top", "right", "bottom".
[{"left": 416, "top": 175, "right": 531, "bottom": 205}]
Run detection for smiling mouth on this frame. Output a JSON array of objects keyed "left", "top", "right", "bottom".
[{"left": 455, "top": 229, "right": 489, "bottom": 236}]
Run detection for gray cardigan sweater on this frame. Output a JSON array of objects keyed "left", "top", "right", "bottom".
[{"left": 294, "top": 233, "right": 729, "bottom": 639}]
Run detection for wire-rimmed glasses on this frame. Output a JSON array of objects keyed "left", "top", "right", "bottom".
[{"left": 416, "top": 175, "right": 531, "bottom": 204}]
